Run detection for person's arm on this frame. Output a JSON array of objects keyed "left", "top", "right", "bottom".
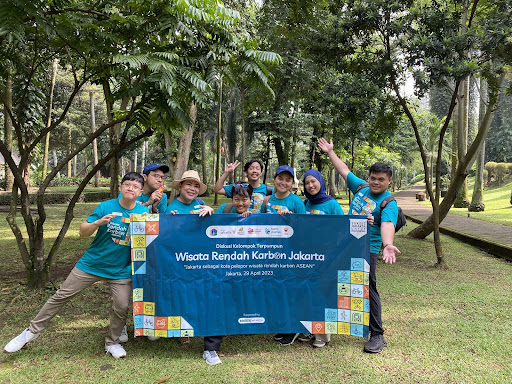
[
  {"left": 381, "top": 222, "right": 401, "bottom": 264},
  {"left": 79, "top": 214, "right": 117, "bottom": 237},
  {"left": 318, "top": 138, "right": 350, "bottom": 181},
  {"left": 213, "top": 161, "right": 240, "bottom": 195}
]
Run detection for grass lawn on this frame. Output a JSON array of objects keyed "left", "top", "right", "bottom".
[
  {"left": 1, "top": 204, "right": 511, "bottom": 383},
  {"left": 419, "top": 177, "right": 512, "bottom": 227}
]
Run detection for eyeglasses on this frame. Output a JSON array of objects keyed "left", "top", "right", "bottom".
[
  {"left": 234, "top": 182, "right": 250, "bottom": 188},
  {"left": 150, "top": 174, "right": 165, "bottom": 180},
  {"left": 122, "top": 183, "right": 141, "bottom": 190}
]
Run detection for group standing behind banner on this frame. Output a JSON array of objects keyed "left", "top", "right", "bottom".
[{"left": 4, "top": 139, "right": 400, "bottom": 363}]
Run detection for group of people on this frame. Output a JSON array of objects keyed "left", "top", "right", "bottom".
[{"left": 3, "top": 138, "right": 400, "bottom": 365}]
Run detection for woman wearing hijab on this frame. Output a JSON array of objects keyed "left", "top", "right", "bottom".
[{"left": 303, "top": 169, "right": 344, "bottom": 216}]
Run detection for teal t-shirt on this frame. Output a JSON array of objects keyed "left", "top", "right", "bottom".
[
  {"left": 75, "top": 199, "right": 149, "bottom": 279},
  {"left": 347, "top": 172, "right": 398, "bottom": 253},
  {"left": 223, "top": 183, "right": 271, "bottom": 212},
  {"left": 137, "top": 191, "right": 168, "bottom": 213},
  {"left": 264, "top": 192, "right": 306, "bottom": 214},
  {"left": 215, "top": 203, "right": 238, "bottom": 214},
  {"left": 165, "top": 198, "right": 204, "bottom": 214},
  {"left": 305, "top": 199, "right": 344, "bottom": 215},
  {"left": 117, "top": 191, "right": 168, "bottom": 213}
]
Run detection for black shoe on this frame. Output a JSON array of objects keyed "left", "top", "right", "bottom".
[
  {"left": 273, "top": 333, "right": 285, "bottom": 341},
  {"left": 364, "top": 334, "right": 387, "bottom": 353},
  {"left": 278, "top": 333, "right": 300, "bottom": 346}
]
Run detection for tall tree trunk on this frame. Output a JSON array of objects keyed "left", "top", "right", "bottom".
[
  {"left": 469, "top": 78, "right": 487, "bottom": 212},
  {"left": 3, "top": 68, "right": 14, "bottom": 191},
  {"left": 90, "top": 91, "right": 100, "bottom": 187},
  {"left": 141, "top": 140, "right": 146, "bottom": 168},
  {"left": 328, "top": 167, "right": 336, "bottom": 197},
  {"left": 67, "top": 125, "right": 72, "bottom": 177},
  {"left": 103, "top": 81, "right": 129, "bottom": 197},
  {"left": 454, "top": 76, "right": 470, "bottom": 207},
  {"left": 240, "top": 86, "right": 246, "bottom": 177},
  {"left": 454, "top": 4, "right": 470, "bottom": 208},
  {"left": 214, "top": 79, "right": 223, "bottom": 206},
  {"left": 201, "top": 130, "right": 208, "bottom": 187},
  {"left": 172, "top": 102, "right": 197, "bottom": 201},
  {"left": 263, "top": 134, "right": 271, "bottom": 185},
  {"left": 42, "top": 59, "right": 58, "bottom": 181},
  {"left": 52, "top": 150, "right": 60, "bottom": 178},
  {"left": 133, "top": 150, "right": 138, "bottom": 173},
  {"left": 272, "top": 137, "right": 286, "bottom": 165},
  {"left": 163, "top": 132, "right": 174, "bottom": 180}
]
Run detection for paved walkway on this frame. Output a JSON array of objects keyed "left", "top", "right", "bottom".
[{"left": 394, "top": 184, "right": 512, "bottom": 261}]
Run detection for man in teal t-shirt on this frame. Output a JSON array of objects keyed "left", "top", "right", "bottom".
[
  {"left": 4, "top": 172, "right": 149, "bottom": 359},
  {"left": 318, "top": 138, "right": 401, "bottom": 354},
  {"left": 117, "top": 163, "right": 169, "bottom": 213}
]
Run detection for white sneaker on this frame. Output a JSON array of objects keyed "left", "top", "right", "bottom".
[
  {"left": 203, "top": 350, "right": 222, "bottom": 365},
  {"left": 119, "top": 326, "right": 128, "bottom": 343},
  {"left": 147, "top": 336, "right": 160, "bottom": 341},
  {"left": 4, "top": 328, "right": 39, "bottom": 353},
  {"left": 312, "top": 338, "right": 327, "bottom": 348},
  {"left": 105, "top": 344, "right": 126, "bottom": 358}
]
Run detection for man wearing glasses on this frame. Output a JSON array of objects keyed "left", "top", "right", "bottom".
[
  {"left": 3, "top": 172, "right": 149, "bottom": 358},
  {"left": 139, "top": 163, "right": 170, "bottom": 213}
]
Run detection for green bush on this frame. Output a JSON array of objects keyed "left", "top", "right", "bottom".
[
  {"left": 410, "top": 173, "right": 425, "bottom": 185},
  {"left": 0, "top": 190, "right": 111, "bottom": 205},
  {"left": 31, "top": 174, "right": 114, "bottom": 188},
  {"left": 485, "top": 161, "right": 497, "bottom": 184},
  {"left": 495, "top": 163, "right": 508, "bottom": 186}
]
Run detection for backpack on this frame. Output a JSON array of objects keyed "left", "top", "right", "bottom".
[
  {"left": 266, "top": 185, "right": 273, "bottom": 196},
  {"left": 261, "top": 195, "right": 271, "bottom": 213},
  {"left": 355, "top": 183, "right": 407, "bottom": 232},
  {"left": 223, "top": 203, "right": 234, "bottom": 213}
]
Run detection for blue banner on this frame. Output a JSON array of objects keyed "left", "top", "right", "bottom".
[{"left": 130, "top": 213, "right": 370, "bottom": 339}]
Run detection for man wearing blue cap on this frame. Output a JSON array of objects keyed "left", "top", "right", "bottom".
[{"left": 140, "top": 163, "right": 170, "bottom": 213}]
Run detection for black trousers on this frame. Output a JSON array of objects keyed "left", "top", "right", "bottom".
[
  {"left": 369, "top": 252, "right": 384, "bottom": 335},
  {"left": 204, "top": 336, "right": 223, "bottom": 351}
]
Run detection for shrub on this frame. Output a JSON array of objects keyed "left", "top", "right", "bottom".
[
  {"left": 0, "top": 190, "right": 111, "bottom": 205},
  {"left": 485, "top": 162, "right": 497, "bottom": 184},
  {"left": 495, "top": 163, "right": 508, "bottom": 186},
  {"left": 410, "top": 174, "right": 425, "bottom": 185}
]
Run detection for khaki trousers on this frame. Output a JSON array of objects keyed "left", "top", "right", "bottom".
[{"left": 29, "top": 267, "right": 131, "bottom": 346}]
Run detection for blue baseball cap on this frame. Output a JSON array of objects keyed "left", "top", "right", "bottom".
[
  {"left": 275, "top": 165, "right": 295, "bottom": 178},
  {"left": 142, "top": 163, "right": 170, "bottom": 175}
]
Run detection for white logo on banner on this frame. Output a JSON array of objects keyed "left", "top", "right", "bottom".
[
  {"left": 349, "top": 219, "right": 367, "bottom": 239},
  {"left": 206, "top": 225, "right": 294, "bottom": 238},
  {"left": 238, "top": 317, "right": 265, "bottom": 324}
]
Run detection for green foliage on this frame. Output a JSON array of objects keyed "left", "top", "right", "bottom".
[
  {"left": 410, "top": 173, "right": 425, "bottom": 185},
  {"left": 0, "top": 190, "right": 110, "bottom": 205},
  {"left": 495, "top": 163, "right": 508, "bottom": 186}
]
